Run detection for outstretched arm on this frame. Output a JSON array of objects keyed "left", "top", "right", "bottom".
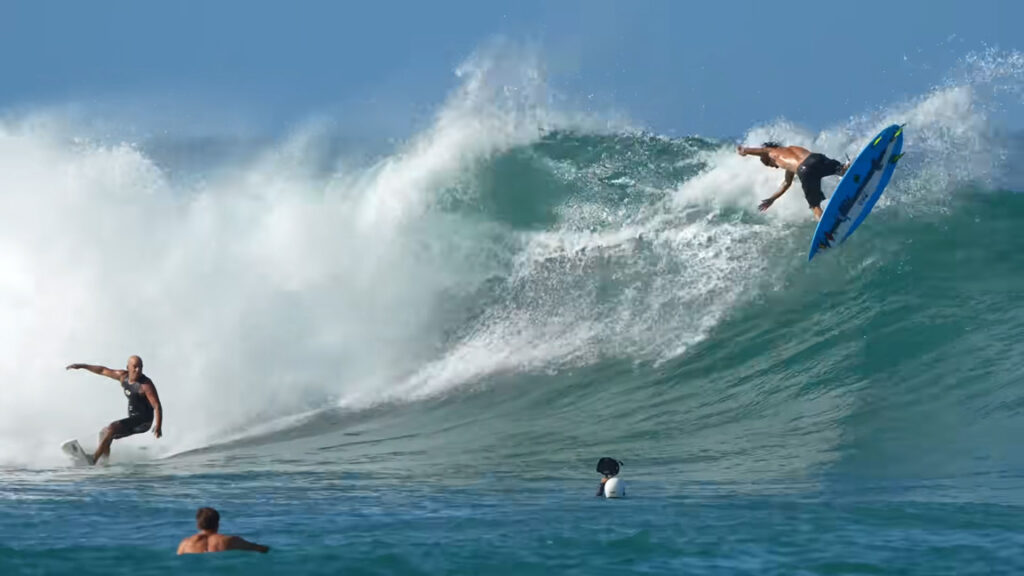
[
  {"left": 66, "top": 363, "right": 124, "bottom": 381},
  {"left": 144, "top": 383, "right": 163, "bottom": 438},
  {"left": 738, "top": 145, "right": 769, "bottom": 157},
  {"left": 227, "top": 536, "right": 269, "bottom": 553},
  {"left": 758, "top": 171, "right": 795, "bottom": 212}
]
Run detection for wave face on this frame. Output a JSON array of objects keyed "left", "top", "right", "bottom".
[{"left": 1, "top": 46, "right": 1024, "bottom": 575}]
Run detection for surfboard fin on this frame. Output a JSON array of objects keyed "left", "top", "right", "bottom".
[
  {"left": 890, "top": 123, "right": 906, "bottom": 143},
  {"left": 890, "top": 153, "right": 905, "bottom": 164}
]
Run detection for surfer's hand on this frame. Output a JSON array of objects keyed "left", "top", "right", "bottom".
[
  {"left": 66, "top": 363, "right": 82, "bottom": 370},
  {"left": 153, "top": 427, "right": 162, "bottom": 439},
  {"left": 758, "top": 198, "right": 774, "bottom": 211},
  {"left": 737, "top": 145, "right": 746, "bottom": 156}
]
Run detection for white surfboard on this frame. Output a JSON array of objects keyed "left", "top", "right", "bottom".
[{"left": 60, "top": 439, "right": 93, "bottom": 466}]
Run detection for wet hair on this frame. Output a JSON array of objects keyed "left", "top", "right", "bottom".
[
  {"left": 758, "top": 142, "right": 780, "bottom": 167},
  {"left": 196, "top": 507, "right": 220, "bottom": 531},
  {"left": 596, "top": 457, "right": 622, "bottom": 477}
]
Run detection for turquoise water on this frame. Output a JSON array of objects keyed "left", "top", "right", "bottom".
[{"left": 2, "top": 53, "right": 1024, "bottom": 575}]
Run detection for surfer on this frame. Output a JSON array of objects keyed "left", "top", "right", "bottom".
[
  {"left": 737, "top": 143, "right": 848, "bottom": 220},
  {"left": 595, "top": 457, "right": 622, "bottom": 497},
  {"left": 177, "top": 507, "right": 270, "bottom": 554},
  {"left": 65, "top": 355, "right": 162, "bottom": 465}
]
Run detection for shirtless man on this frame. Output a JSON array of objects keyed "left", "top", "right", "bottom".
[
  {"left": 737, "top": 142, "right": 848, "bottom": 220},
  {"left": 177, "top": 507, "right": 270, "bottom": 554},
  {"left": 65, "top": 355, "right": 162, "bottom": 465}
]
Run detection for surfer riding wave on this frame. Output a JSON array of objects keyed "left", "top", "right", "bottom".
[
  {"left": 737, "top": 142, "right": 848, "bottom": 220},
  {"left": 66, "top": 355, "right": 163, "bottom": 465}
]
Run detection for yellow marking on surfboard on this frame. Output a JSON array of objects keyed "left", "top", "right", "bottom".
[
  {"left": 893, "top": 127, "right": 903, "bottom": 138},
  {"left": 890, "top": 153, "right": 904, "bottom": 164},
  {"left": 873, "top": 136, "right": 882, "bottom": 146}
]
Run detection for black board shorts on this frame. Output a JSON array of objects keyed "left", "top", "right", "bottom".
[
  {"left": 112, "top": 414, "right": 153, "bottom": 439},
  {"left": 797, "top": 153, "right": 843, "bottom": 209}
]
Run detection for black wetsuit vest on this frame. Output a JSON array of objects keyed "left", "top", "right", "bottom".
[{"left": 122, "top": 380, "right": 154, "bottom": 420}]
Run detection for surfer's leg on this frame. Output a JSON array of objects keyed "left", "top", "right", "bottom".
[
  {"left": 92, "top": 416, "right": 152, "bottom": 464},
  {"left": 92, "top": 421, "right": 120, "bottom": 464},
  {"left": 798, "top": 157, "right": 827, "bottom": 219}
]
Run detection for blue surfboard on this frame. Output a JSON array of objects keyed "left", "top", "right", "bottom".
[{"left": 808, "top": 124, "right": 904, "bottom": 261}]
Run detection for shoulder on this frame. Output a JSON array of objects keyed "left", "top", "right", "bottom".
[
  {"left": 211, "top": 534, "right": 238, "bottom": 551},
  {"left": 176, "top": 536, "right": 194, "bottom": 554}
]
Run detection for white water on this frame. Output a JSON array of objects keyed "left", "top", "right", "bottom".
[
  {"left": 0, "top": 47, "right": 1018, "bottom": 467},
  {"left": 0, "top": 46, "right": 581, "bottom": 466}
]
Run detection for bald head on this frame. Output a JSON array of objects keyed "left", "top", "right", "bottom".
[{"left": 127, "top": 355, "right": 144, "bottom": 381}]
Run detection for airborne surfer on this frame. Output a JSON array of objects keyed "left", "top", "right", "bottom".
[
  {"left": 66, "top": 355, "right": 163, "bottom": 465},
  {"left": 737, "top": 143, "right": 849, "bottom": 220}
]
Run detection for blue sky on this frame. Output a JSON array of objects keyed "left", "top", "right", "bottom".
[{"left": 0, "top": 0, "right": 1020, "bottom": 139}]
